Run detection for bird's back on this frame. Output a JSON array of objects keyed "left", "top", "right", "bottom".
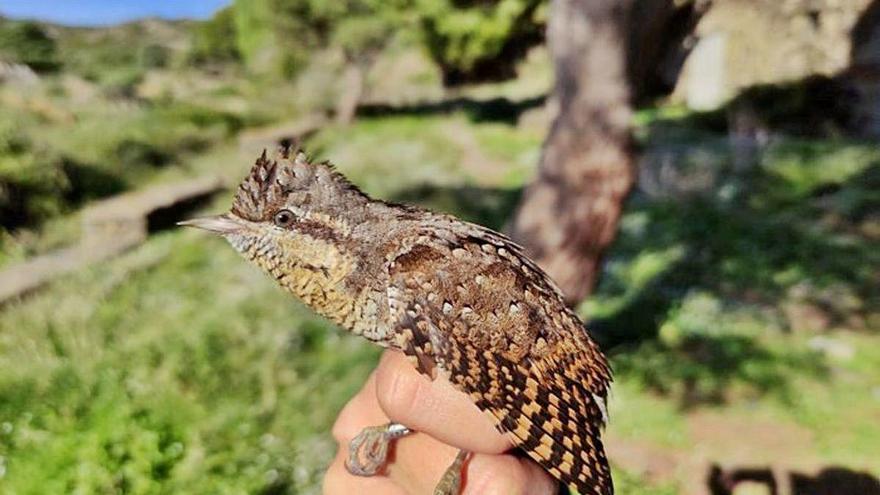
[{"left": 382, "top": 215, "right": 614, "bottom": 494}]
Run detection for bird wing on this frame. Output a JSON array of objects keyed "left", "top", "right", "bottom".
[{"left": 387, "top": 247, "right": 613, "bottom": 495}]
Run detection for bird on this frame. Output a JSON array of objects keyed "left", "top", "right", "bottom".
[{"left": 180, "top": 149, "right": 614, "bottom": 495}]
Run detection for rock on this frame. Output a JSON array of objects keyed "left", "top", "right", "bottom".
[
  {"left": 672, "top": 0, "right": 875, "bottom": 113},
  {"left": 0, "top": 60, "right": 39, "bottom": 86},
  {"left": 680, "top": 33, "right": 729, "bottom": 110}
]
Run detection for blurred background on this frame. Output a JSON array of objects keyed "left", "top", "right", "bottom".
[{"left": 0, "top": 1, "right": 878, "bottom": 494}]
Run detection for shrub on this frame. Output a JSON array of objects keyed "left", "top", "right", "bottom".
[
  {"left": 100, "top": 67, "right": 145, "bottom": 99},
  {"left": 140, "top": 44, "right": 170, "bottom": 69},
  {"left": 0, "top": 21, "right": 59, "bottom": 72},
  {"left": 417, "top": 0, "right": 545, "bottom": 85},
  {"left": 189, "top": 6, "right": 240, "bottom": 65},
  {"left": 0, "top": 120, "right": 68, "bottom": 230}
]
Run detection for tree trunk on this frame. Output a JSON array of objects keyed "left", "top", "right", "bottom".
[
  {"left": 336, "top": 62, "right": 367, "bottom": 125},
  {"left": 510, "top": 0, "right": 635, "bottom": 305}
]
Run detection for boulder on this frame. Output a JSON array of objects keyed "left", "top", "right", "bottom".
[{"left": 672, "top": 0, "right": 876, "bottom": 123}]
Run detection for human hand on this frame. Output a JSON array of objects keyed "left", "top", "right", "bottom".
[{"left": 324, "top": 350, "right": 559, "bottom": 495}]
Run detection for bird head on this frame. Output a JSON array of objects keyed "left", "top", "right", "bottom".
[{"left": 179, "top": 149, "right": 375, "bottom": 311}]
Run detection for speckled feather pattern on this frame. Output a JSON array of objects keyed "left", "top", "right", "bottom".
[{"left": 224, "top": 150, "right": 614, "bottom": 495}]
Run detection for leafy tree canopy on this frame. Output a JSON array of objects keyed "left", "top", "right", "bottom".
[
  {"left": 417, "top": 0, "right": 546, "bottom": 85},
  {"left": 190, "top": 6, "right": 240, "bottom": 64}
]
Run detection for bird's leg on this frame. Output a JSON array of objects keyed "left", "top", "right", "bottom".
[
  {"left": 434, "top": 449, "right": 470, "bottom": 495},
  {"left": 346, "top": 422, "right": 412, "bottom": 476}
]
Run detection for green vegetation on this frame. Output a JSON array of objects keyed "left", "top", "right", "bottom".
[
  {"left": 0, "top": 116, "right": 68, "bottom": 230},
  {"left": 0, "top": 20, "right": 58, "bottom": 71},
  {"left": 228, "top": 0, "right": 415, "bottom": 78},
  {"left": 418, "top": 0, "right": 545, "bottom": 84},
  {"left": 0, "top": 231, "right": 380, "bottom": 493},
  {"left": 0, "top": 6, "right": 878, "bottom": 495},
  {"left": 190, "top": 7, "right": 240, "bottom": 65}
]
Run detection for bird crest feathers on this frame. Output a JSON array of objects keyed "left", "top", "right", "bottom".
[{"left": 231, "top": 148, "right": 366, "bottom": 221}]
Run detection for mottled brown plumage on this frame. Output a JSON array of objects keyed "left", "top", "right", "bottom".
[{"left": 183, "top": 149, "right": 614, "bottom": 494}]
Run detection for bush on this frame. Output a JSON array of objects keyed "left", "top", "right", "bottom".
[
  {"left": 100, "top": 67, "right": 145, "bottom": 99},
  {"left": 0, "top": 121, "right": 68, "bottom": 230},
  {"left": 140, "top": 44, "right": 170, "bottom": 69},
  {"left": 189, "top": 6, "right": 240, "bottom": 65},
  {"left": 417, "top": 0, "right": 545, "bottom": 85},
  {"left": 0, "top": 21, "right": 59, "bottom": 72}
]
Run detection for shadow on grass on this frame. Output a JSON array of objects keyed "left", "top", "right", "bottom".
[
  {"left": 708, "top": 464, "right": 880, "bottom": 495},
  {"left": 62, "top": 158, "right": 128, "bottom": 203},
  {"left": 358, "top": 95, "right": 546, "bottom": 125},
  {"left": 642, "top": 72, "right": 860, "bottom": 139},
  {"left": 597, "top": 160, "right": 880, "bottom": 347},
  {"left": 612, "top": 334, "right": 827, "bottom": 409}
]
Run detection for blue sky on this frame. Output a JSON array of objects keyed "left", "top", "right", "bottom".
[{"left": 0, "top": 0, "right": 232, "bottom": 26}]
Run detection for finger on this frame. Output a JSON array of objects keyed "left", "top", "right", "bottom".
[
  {"left": 374, "top": 350, "right": 511, "bottom": 454},
  {"left": 323, "top": 440, "right": 408, "bottom": 495},
  {"left": 388, "top": 432, "right": 558, "bottom": 495},
  {"left": 462, "top": 454, "right": 558, "bottom": 495},
  {"left": 517, "top": 456, "right": 560, "bottom": 495},
  {"left": 331, "top": 371, "right": 389, "bottom": 445},
  {"left": 386, "top": 429, "right": 461, "bottom": 494},
  {"left": 329, "top": 370, "right": 454, "bottom": 494}
]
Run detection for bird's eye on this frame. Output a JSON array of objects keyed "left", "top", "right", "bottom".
[{"left": 273, "top": 209, "right": 296, "bottom": 228}]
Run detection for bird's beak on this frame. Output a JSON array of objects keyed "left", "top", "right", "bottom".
[{"left": 177, "top": 214, "right": 244, "bottom": 235}]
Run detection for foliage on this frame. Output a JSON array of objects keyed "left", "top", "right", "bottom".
[
  {"left": 232, "top": 0, "right": 313, "bottom": 76},
  {"left": 417, "top": 0, "right": 545, "bottom": 85},
  {"left": 0, "top": 117, "right": 68, "bottom": 229},
  {"left": 139, "top": 43, "right": 170, "bottom": 69},
  {"left": 52, "top": 19, "right": 191, "bottom": 83},
  {"left": 99, "top": 66, "right": 146, "bottom": 99},
  {"left": 190, "top": 6, "right": 240, "bottom": 64},
  {"left": 330, "top": 1, "right": 413, "bottom": 63},
  {"left": 232, "top": 0, "right": 412, "bottom": 77},
  {"left": 0, "top": 99, "right": 245, "bottom": 239},
  {"left": 583, "top": 111, "right": 880, "bottom": 415},
  {"left": 0, "top": 20, "right": 58, "bottom": 71},
  {"left": 196, "top": 0, "right": 546, "bottom": 85},
  {"left": 614, "top": 291, "right": 827, "bottom": 407}
]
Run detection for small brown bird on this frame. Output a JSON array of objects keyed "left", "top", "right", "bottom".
[{"left": 180, "top": 149, "right": 613, "bottom": 495}]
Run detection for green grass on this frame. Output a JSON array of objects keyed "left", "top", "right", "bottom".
[
  {"left": 611, "top": 469, "right": 679, "bottom": 495},
  {"left": 0, "top": 229, "right": 380, "bottom": 494},
  {"left": 308, "top": 115, "right": 468, "bottom": 196}
]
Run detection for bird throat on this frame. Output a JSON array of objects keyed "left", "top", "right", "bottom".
[{"left": 249, "top": 234, "right": 360, "bottom": 328}]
